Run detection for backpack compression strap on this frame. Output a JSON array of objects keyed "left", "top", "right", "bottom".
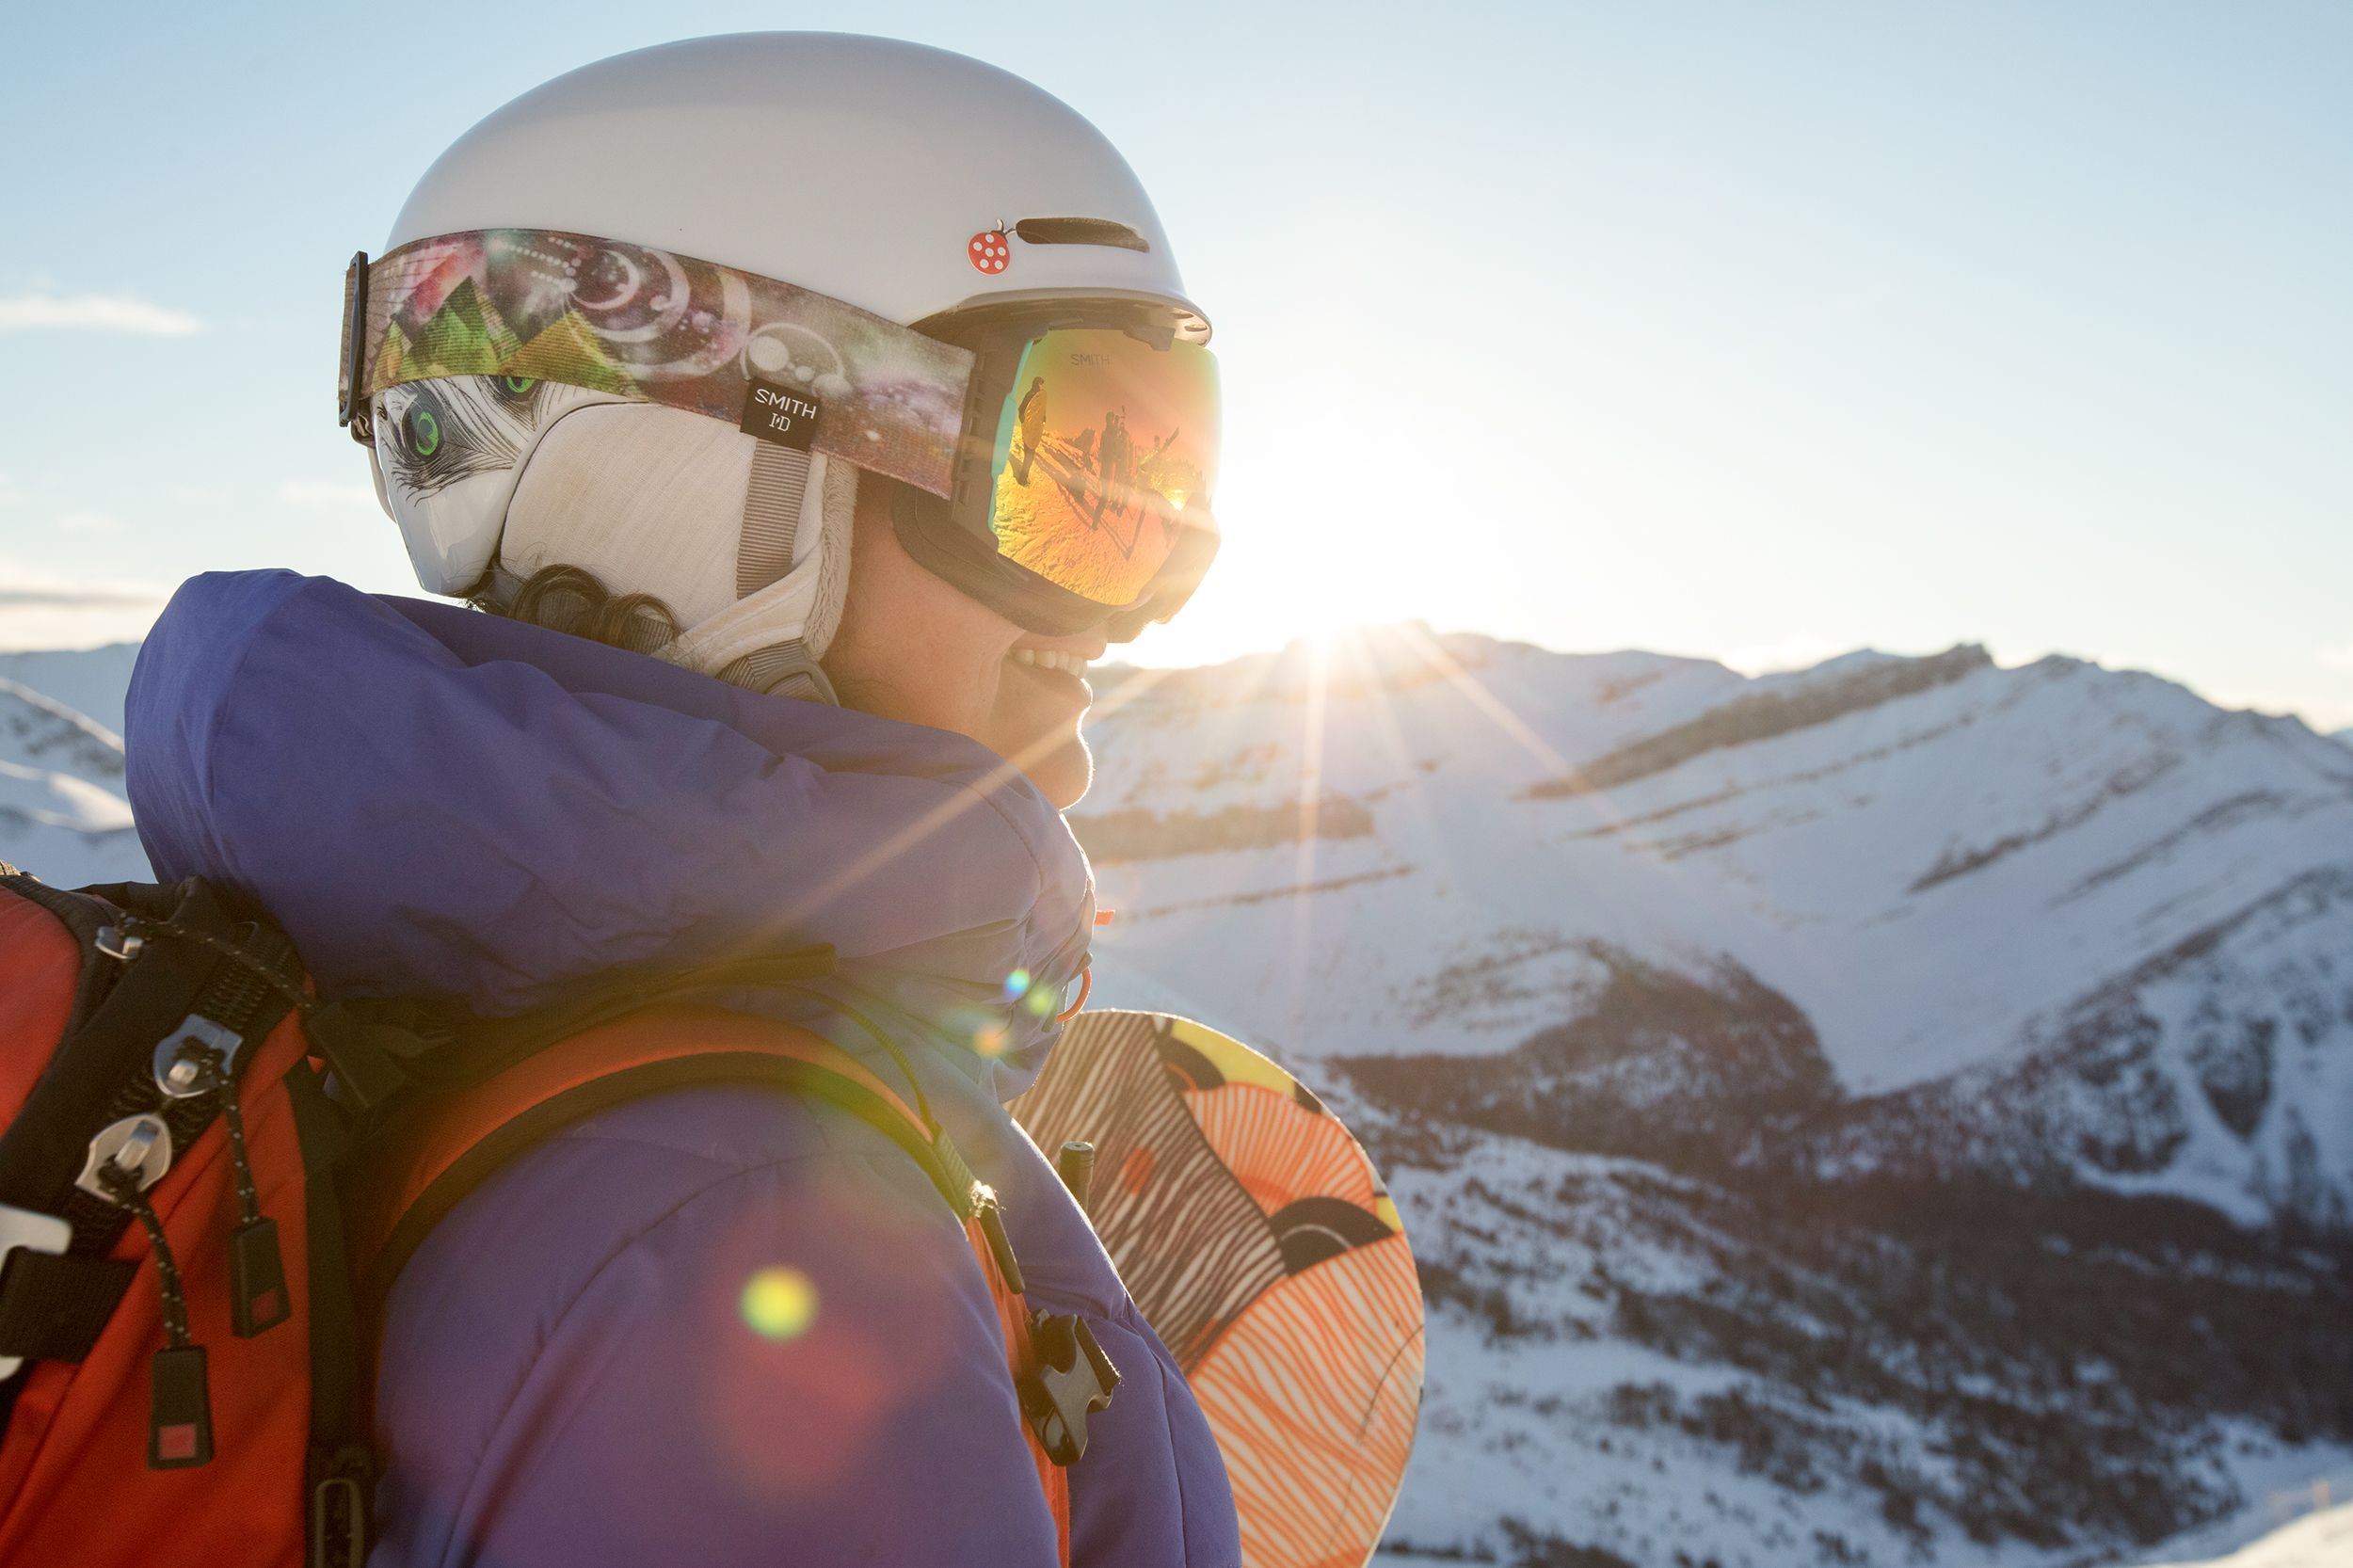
[{"left": 347, "top": 1005, "right": 1073, "bottom": 1563}]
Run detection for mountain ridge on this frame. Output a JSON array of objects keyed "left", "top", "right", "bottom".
[{"left": 1072, "top": 626, "right": 2352, "bottom": 1565}]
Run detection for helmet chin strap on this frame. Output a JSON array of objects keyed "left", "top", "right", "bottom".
[
  {"left": 697, "top": 441, "right": 841, "bottom": 703},
  {"left": 495, "top": 400, "right": 856, "bottom": 700}
]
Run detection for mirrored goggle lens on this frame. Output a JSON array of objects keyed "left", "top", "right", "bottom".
[{"left": 985, "top": 330, "right": 1218, "bottom": 609}]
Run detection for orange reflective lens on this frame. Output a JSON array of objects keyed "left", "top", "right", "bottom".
[{"left": 986, "top": 331, "right": 1219, "bottom": 608}]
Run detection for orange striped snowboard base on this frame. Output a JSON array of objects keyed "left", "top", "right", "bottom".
[{"left": 1011, "top": 1012, "right": 1424, "bottom": 1568}]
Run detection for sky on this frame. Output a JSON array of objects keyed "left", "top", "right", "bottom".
[{"left": 3, "top": 2, "right": 2349, "bottom": 728}]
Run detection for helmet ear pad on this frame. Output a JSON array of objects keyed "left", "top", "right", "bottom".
[
  {"left": 380, "top": 390, "right": 859, "bottom": 687},
  {"left": 374, "top": 376, "right": 632, "bottom": 597},
  {"left": 498, "top": 403, "right": 856, "bottom": 670}
]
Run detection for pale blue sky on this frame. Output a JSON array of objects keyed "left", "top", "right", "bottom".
[{"left": 4, "top": 3, "right": 2348, "bottom": 727}]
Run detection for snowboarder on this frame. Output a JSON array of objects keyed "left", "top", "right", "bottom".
[{"left": 123, "top": 34, "right": 1235, "bottom": 1568}]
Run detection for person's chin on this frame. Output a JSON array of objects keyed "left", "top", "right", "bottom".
[{"left": 1025, "top": 730, "right": 1094, "bottom": 810}]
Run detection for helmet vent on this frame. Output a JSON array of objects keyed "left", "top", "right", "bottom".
[{"left": 1013, "top": 217, "right": 1150, "bottom": 252}]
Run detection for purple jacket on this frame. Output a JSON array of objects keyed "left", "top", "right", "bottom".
[{"left": 125, "top": 571, "right": 1241, "bottom": 1568}]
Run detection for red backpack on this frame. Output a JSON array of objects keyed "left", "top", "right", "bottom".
[{"left": 0, "top": 869, "right": 1115, "bottom": 1566}]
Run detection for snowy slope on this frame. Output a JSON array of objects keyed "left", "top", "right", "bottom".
[
  {"left": 1078, "top": 632, "right": 2353, "bottom": 1227},
  {"left": 1078, "top": 631, "right": 2353, "bottom": 1566},
  {"left": 2134, "top": 1497, "right": 2353, "bottom": 1568},
  {"left": 0, "top": 658, "right": 148, "bottom": 888},
  {"left": 0, "top": 643, "right": 139, "bottom": 737}
]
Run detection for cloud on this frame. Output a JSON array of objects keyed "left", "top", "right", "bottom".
[
  {"left": 0, "top": 585, "right": 162, "bottom": 609},
  {"left": 0, "top": 563, "right": 171, "bottom": 650},
  {"left": 0, "top": 294, "right": 203, "bottom": 336},
  {"left": 279, "top": 478, "right": 379, "bottom": 509},
  {"left": 2317, "top": 642, "right": 2353, "bottom": 675}
]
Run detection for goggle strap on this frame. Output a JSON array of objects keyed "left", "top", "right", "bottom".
[{"left": 348, "top": 230, "right": 973, "bottom": 500}]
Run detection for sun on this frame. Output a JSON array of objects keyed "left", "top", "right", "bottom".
[{"left": 1123, "top": 526, "right": 1384, "bottom": 669}]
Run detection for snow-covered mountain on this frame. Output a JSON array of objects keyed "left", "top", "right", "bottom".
[
  {"left": 0, "top": 644, "right": 146, "bottom": 888},
  {"left": 1073, "top": 630, "right": 2353, "bottom": 1568},
  {"left": 6, "top": 630, "right": 2347, "bottom": 1568},
  {"left": 0, "top": 644, "right": 138, "bottom": 736}
]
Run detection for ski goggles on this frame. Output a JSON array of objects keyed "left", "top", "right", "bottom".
[
  {"left": 339, "top": 229, "right": 1218, "bottom": 638},
  {"left": 891, "top": 302, "right": 1219, "bottom": 639}
]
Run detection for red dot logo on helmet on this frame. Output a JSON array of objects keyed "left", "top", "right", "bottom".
[{"left": 968, "top": 226, "right": 1012, "bottom": 275}]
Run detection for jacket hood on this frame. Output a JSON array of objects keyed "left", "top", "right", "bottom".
[{"left": 124, "top": 570, "right": 1095, "bottom": 1093}]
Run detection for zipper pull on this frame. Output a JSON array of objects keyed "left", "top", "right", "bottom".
[
  {"left": 168, "top": 1037, "right": 291, "bottom": 1337},
  {"left": 230, "top": 1217, "right": 289, "bottom": 1337},
  {"left": 149, "top": 1343, "right": 215, "bottom": 1468},
  {"left": 207, "top": 1055, "right": 290, "bottom": 1336},
  {"left": 90, "top": 1134, "right": 213, "bottom": 1470}
]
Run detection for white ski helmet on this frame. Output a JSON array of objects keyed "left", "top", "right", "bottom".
[{"left": 353, "top": 32, "right": 1205, "bottom": 696}]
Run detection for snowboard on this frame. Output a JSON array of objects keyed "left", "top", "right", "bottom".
[{"left": 1010, "top": 1010, "right": 1423, "bottom": 1568}]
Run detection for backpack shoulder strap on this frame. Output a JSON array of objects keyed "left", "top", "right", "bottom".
[
  {"left": 348, "top": 1004, "right": 949, "bottom": 1296},
  {"left": 349, "top": 1003, "right": 1072, "bottom": 1562}
]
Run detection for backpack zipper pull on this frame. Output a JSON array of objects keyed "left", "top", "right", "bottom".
[
  {"left": 160, "top": 1032, "right": 292, "bottom": 1338},
  {"left": 228, "top": 1216, "right": 290, "bottom": 1339},
  {"left": 148, "top": 1341, "right": 215, "bottom": 1469},
  {"left": 195, "top": 1048, "right": 290, "bottom": 1336},
  {"left": 90, "top": 1130, "right": 214, "bottom": 1469}
]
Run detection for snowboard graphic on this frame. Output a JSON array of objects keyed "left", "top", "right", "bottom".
[{"left": 1010, "top": 1011, "right": 1423, "bottom": 1568}]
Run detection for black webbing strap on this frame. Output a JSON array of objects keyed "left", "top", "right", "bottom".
[
  {"left": 287, "top": 1058, "right": 372, "bottom": 1568},
  {"left": 0, "top": 1249, "right": 138, "bottom": 1362}
]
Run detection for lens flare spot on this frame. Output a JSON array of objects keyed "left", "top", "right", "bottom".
[
  {"left": 1023, "top": 986, "right": 1059, "bottom": 1018},
  {"left": 1001, "top": 968, "right": 1032, "bottom": 1001},
  {"left": 740, "top": 1266, "right": 819, "bottom": 1341},
  {"left": 975, "top": 1024, "right": 1010, "bottom": 1058}
]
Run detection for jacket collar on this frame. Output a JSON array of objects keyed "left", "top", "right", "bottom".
[{"left": 125, "top": 570, "right": 1095, "bottom": 1096}]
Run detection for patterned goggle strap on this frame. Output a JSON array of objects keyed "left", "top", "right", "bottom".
[{"left": 338, "top": 229, "right": 976, "bottom": 499}]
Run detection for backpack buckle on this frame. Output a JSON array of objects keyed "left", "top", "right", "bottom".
[
  {"left": 0, "top": 1205, "right": 72, "bottom": 1381},
  {"left": 1020, "top": 1312, "right": 1120, "bottom": 1467},
  {"left": 311, "top": 1445, "right": 374, "bottom": 1568},
  {"left": 93, "top": 922, "right": 146, "bottom": 963}
]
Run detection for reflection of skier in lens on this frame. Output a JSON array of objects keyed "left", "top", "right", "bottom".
[
  {"left": 1011, "top": 376, "right": 1045, "bottom": 485},
  {"left": 1137, "top": 427, "right": 1177, "bottom": 528},
  {"left": 1093, "top": 408, "right": 1129, "bottom": 529},
  {"left": 1141, "top": 427, "right": 1176, "bottom": 479},
  {"left": 1054, "top": 424, "right": 1098, "bottom": 520}
]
